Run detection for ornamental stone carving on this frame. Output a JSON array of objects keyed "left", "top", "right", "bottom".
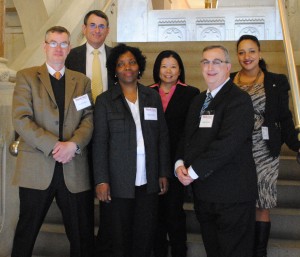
[
  {"left": 235, "top": 17, "right": 265, "bottom": 39},
  {"left": 158, "top": 18, "right": 186, "bottom": 41},
  {"left": 0, "top": 58, "right": 16, "bottom": 83}
]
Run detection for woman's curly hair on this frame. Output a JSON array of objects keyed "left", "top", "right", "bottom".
[{"left": 106, "top": 43, "right": 147, "bottom": 82}]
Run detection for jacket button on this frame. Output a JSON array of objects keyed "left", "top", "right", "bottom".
[{"left": 55, "top": 121, "right": 59, "bottom": 125}]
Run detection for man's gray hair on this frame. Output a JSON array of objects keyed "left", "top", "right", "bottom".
[{"left": 202, "top": 45, "right": 231, "bottom": 63}]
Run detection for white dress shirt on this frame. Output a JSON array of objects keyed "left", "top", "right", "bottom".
[{"left": 126, "top": 91, "right": 147, "bottom": 186}]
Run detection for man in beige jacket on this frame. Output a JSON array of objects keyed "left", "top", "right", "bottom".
[{"left": 11, "top": 26, "right": 94, "bottom": 257}]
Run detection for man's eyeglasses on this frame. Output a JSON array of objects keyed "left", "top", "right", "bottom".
[
  {"left": 88, "top": 23, "right": 107, "bottom": 30},
  {"left": 200, "top": 59, "right": 229, "bottom": 67},
  {"left": 45, "top": 41, "right": 69, "bottom": 49}
]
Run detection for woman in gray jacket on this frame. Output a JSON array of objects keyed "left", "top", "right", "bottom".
[{"left": 93, "top": 43, "right": 171, "bottom": 257}]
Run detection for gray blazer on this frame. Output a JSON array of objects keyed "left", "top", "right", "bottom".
[
  {"left": 93, "top": 83, "right": 171, "bottom": 198},
  {"left": 12, "top": 64, "right": 93, "bottom": 193}
]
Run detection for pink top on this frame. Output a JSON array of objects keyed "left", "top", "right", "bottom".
[{"left": 150, "top": 81, "right": 187, "bottom": 112}]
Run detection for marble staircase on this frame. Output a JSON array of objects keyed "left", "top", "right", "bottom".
[{"left": 29, "top": 41, "right": 300, "bottom": 257}]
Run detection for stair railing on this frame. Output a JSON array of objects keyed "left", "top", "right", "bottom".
[
  {"left": 0, "top": 134, "right": 6, "bottom": 232},
  {"left": 278, "top": 0, "right": 300, "bottom": 140}
]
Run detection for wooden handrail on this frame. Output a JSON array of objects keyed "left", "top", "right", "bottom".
[
  {"left": 278, "top": 0, "right": 300, "bottom": 137},
  {"left": 103, "top": 0, "right": 114, "bottom": 13},
  {"left": 0, "top": 0, "right": 4, "bottom": 57}
]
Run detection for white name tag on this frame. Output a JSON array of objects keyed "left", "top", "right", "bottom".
[
  {"left": 144, "top": 107, "right": 157, "bottom": 120},
  {"left": 262, "top": 126, "right": 269, "bottom": 140},
  {"left": 73, "top": 94, "right": 91, "bottom": 111},
  {"left": 199, "top": 114, "right": 214, "bottom": 128}
]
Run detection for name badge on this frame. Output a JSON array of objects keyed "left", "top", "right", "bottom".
[
  {"left": 199, "top": 110, "right": 214, "bottom": 128},
  {"left": 262, "top": 126, "right": 269, "bottom": 140},
  {"left": 144, "top": 107, "right": 157, "bottom": 120},
  {"left": 73, "top": 94, "right": 91, "bottom": 111}
]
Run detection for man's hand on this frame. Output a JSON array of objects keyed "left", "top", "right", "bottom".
[
  {"left": 176, "top": 165, "right": 194, "bottom": 186},
  {"left": 52, "top": 141, "right": 76, "bottom": 164},
  {"left": 158, "top": 177, "right": 168, "bottom": 195},
  {"left": 95, "top": 183, "right": 111, "bottom": 202}
]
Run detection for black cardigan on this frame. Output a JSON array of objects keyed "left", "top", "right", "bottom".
[{"left": 230, "top": 71, "right": 300, "bottom": 157}]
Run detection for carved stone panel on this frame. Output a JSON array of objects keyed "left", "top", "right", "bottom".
[
  {"left": 158, "top": 18, "right": 186, "bottom": 41},
  {"left": 196, "top": 17, "right": 225, "bottom": 41},
  {"left": 235, "top": 17, "right": 265, "bottom": 39}
]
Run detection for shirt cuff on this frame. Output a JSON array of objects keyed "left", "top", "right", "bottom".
[{"left": 188, "top": 166, "right": 199, "bottom": 180}]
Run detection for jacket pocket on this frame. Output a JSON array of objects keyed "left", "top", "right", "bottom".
[{"left": 107, "top": 112, "right": 125, "bottom": 133}]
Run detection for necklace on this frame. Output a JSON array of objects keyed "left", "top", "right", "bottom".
[{"left": 237, "top": 69, "right": 262, "bottom": 86}]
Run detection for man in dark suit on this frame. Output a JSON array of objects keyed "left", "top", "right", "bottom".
[
  {"left": 65, "top": 9, "right": 113, "bottom": 255},
  {"left": 65, "top": 9, "right": 113, "bottom": 92},
  {"left": 11, "top": 26, "right": 94, "bottom": 257},
  {"left": 175, "top": 45, "right": 257, "bottom": 257}
]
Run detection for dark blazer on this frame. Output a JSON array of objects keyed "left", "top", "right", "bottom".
[
  {"left": 65, "top": 43, "right": 114, "bottom": 88},
  {"left": 230, "top": 71, "right": 300, "bottom": 157},
  {"left": 93, "top": 83, "right": 171, "bottom": 199},
  {"left": 177, "top": 80, "right": 257, "bottom": 203},
  {"left": 150, "top": 82, "right": 200, "bottom": 164}
]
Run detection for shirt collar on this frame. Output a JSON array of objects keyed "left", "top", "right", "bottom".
[
  {"left": 86, "top": 42, "right": 105, "bottom": 54},
  {"left": 149, "top": 80, "right": 187, "bottom": 88},
  {"left": 46, "top": 63, "right": 65, "bottom": 77},
  {"left": 207, "top": 77, "right": 230, "bottom": 98}
]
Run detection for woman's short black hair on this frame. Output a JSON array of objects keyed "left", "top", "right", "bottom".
[
  {"left": 236, "top": 34, "right": 268, "bottom": 72},
  {"left": 152, "top": 50, "right": 185, "bottom": 84},
  {"left": 106, "top": 43, "right": 146, "bottom": 82}
]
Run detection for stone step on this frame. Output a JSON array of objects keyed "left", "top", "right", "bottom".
[
  {"left": 33, "top": 223, "right": 300, "bottom": 257},
  {"left": 279, "top": 155, "right": 300, "bottom": 180},
  {"left": 186, "top": 234, "right": 300, "bottom": 257},
  {"left": 270, "top": 208, "right": 300, "bottom": 240},
  {"left": 277, "top": 180, "right": 300, "bottom": 208},
  {"left": 33, "top": 224, "right": 68, "bottom": 257},
  {"left": 185, "top": 203, "right": 300, "bottom": 240}
]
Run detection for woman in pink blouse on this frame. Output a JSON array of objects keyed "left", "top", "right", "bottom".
[{"left": 150, "top": 50, "right": 200, "bottom": 257}]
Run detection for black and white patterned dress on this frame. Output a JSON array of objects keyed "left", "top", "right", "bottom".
[{"left": 236, "top": 81, "right": 279, "bottom": 209}]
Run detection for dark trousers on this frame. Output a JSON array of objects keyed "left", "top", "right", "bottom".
[
  {"left": 95, "top": 201, "right": 113, "bottom": 256},
  {"left": 153, "top": 178, "right": 187, "bottom": 257},
  {"left": 11, "top": 164, "right": 94, "bottom": 257},
  {"left": 110, "top": 185, "right": 158, "bottom": 257},
  {"left": 194, "top": 199, "right": 255, "bottom": 257}
]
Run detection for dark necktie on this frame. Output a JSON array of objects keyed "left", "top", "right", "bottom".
[{"left": 200, "top": 92, "right": 213, "bottom": 116}]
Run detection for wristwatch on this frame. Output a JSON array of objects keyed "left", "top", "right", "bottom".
[{"left": 75, "top": 144, "right": 81, "bottom": 155}]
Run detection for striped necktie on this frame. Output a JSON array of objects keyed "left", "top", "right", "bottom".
[
  {"left": 91, "top": 49, "right": 103, "bottom": 103},
  {"left": 200, "top": 92, "right": 213, "bottom": 116}
]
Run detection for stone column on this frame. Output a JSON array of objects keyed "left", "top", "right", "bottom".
[
  {"left": 117, "top": 0, "right": 150, "bottom": 42},
  {"left": 0, "top": 0, "right": 4, "bottom": 57}
]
